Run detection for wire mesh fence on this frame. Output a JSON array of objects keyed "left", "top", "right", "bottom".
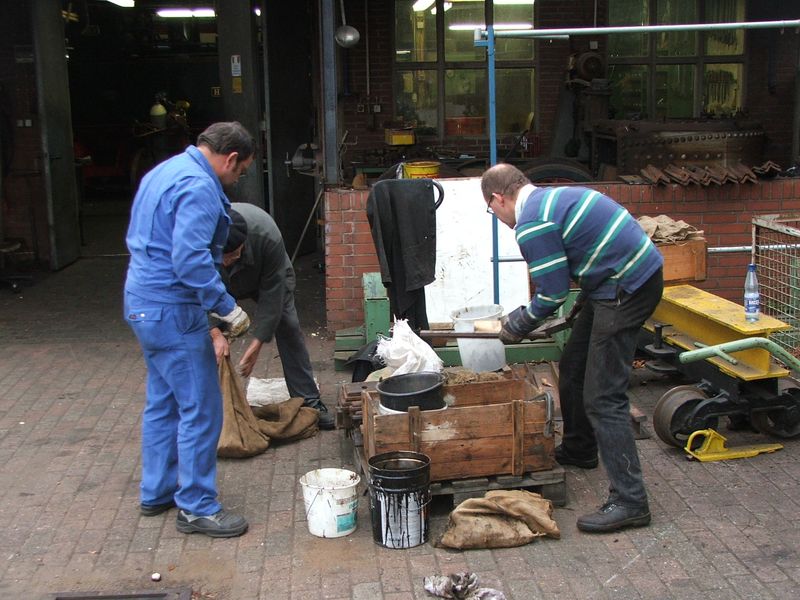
[{"left": 753, "top": 215, "right": 800, "bottom": 354}]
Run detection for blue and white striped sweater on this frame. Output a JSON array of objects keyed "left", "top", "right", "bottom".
[{"left": 515, "top": 186, "right": 663, "bottom": 320}]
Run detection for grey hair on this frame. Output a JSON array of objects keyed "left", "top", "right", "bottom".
[
  {"left": 196, "top": 122, "right": 255, "bottom": 162},
  {"left": 480, "top": 163, "right": 530, "bottom": 202}
]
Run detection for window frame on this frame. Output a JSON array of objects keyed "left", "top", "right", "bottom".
[
  {"left": 606, "top": 0, "right": 746, "bottom": 119},
  {"left": 392, "top": 0, "right": 537, "bottom": 141}
]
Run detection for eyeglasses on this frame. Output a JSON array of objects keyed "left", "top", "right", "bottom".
[{"left": 486, "top": 193, "right": 498, "bottom": 215}]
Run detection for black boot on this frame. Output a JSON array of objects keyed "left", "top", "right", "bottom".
[
  {"left": 577, "top": 502, "right": 651, "bottom": 533},
  {"left": 304, "top": 398, "right": 335, "bottom": 430}
]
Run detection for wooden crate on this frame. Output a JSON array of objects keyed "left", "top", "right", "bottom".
[
  {"left": 361, "top": 377, "right": 555, "bottom": 482},
  {"left": 657, "top": 238, "right": 707, "bottom": 284}
]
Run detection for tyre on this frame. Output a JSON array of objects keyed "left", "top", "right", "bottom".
[{"left": 521, "top": 157, "right": 593, "bottom": 184}]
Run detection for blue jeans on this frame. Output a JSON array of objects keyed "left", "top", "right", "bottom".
[
  {"left": 558, "top": 270, "right": 663, "bottom": 508},
  {"left": 125, "top": 293, "right": 223, "bottom": 516}
]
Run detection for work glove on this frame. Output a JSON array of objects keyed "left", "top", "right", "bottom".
[
  {"left": 499, "top": 306, "right": 539, "bottom": 345},
  {"left": 211, "top": 305, "right": 251, "bottom": 338}
]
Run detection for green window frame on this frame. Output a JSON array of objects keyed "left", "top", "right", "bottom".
[
  {"left": 393, "top": 0, "right": 536, "bottom": 139},
  {"left": 607, "top": 0, "right": 745, "bottom": 119}
]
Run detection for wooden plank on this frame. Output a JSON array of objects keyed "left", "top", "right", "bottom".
[
  {"left": 370, "top": 403, "right": 545, "bottom": 442},
  {"left": 408, "top": 406, "right": 421, "bottom": 453},
  {"left": 512, "top": 399, "right": 524, "bottom": 476},
  {"left": 657, "top": 239, "right": 707, "bottom": 284},
  {"left": 362, "top": 390, "right": 375, "bottom": 458},
  {"left": 444, "top": 379, "right": 536, "bottom": 406}
]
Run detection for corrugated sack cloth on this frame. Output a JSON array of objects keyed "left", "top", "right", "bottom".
[
  {"left": 217, "top": 356, "right": 318, "bottom": 458},
  {"left": 638, "top": 214, "right": 705, "bottom": 243}
]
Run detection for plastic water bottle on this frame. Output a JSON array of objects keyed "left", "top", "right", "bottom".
[{"left": 744, "top": 263, "right": 760, "bottom": 322}]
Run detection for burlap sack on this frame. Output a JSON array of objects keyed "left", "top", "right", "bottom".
[
  {"left": 217, "top": 356, "right": 270, "bottom": 458},
  {"left": 250, "top": 398, "right": 319, "bottom": 442},
  {"left": 638, "top": 214, "right": 704, "bottom": 243},
  {"left": 436, "top": 489, "right": 560, "bottom": 550}
]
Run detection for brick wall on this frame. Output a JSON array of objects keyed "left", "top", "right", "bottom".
[{"left": 323, "top": 178, "right": 800, "bottom": 333}]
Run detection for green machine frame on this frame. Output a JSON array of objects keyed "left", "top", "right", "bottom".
[{"left": 333, "top": 272, "right": 573, "bottom": 371}]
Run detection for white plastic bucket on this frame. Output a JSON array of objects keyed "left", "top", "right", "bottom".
[
  {"left": 299, "top": 468, "right": 361, "bottom": 538},
  {"left": 450, "top": 304, "right": 506, "bottom": 372}
]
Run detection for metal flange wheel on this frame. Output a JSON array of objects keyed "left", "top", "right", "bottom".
[
  {"left": 653, "top": 385, "right": 715, "bottom": 448},
  {"left": 750, "top": 378, "right": 800, "bottom": 438}
]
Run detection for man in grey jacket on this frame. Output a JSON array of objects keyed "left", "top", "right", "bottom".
[{"left": 212, "top": 202, "right": 334, "bottom": 429}]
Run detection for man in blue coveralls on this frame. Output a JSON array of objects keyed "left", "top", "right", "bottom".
[
  {"left": 481, "top": 163, "right": 663, "bottom": 533},
  {"left": 124, "top": 121, "right": 255, "bottom": 538}
]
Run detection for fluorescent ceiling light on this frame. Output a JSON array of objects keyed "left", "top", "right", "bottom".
[
  {"left": 413, "top": 0, "right": 435, "bottom": 11},
  {"left": 449, "top": 22, "right": 533, "bottom": 31},
  {"left": 431, "top": 2, "right": 452, "bottom": 14},
  {"left": 156, "top": 8, "right": 216, "bottom": 18},
  {"left": 106, "top": 0, "right": 135, "bottom": 7},
  {"left": 494, "top": 1, "right": 535, "bottom": 4}
]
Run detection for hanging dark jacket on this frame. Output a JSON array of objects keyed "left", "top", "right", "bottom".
[{"left": 366, "top": 179, "right": 438, "bottom": 330}]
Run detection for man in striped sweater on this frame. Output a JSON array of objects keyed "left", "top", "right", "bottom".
[{"left": 480, "top": 163, "right": 663, "bottom": 533}]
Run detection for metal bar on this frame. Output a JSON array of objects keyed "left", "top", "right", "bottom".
[
  {"left": 679, "top": 336, "right": 800, "bottom": 372},
  {"left": 492, "top": 243, "right": 800, "bottom": 264},
  {"left": 475, "top": 26, "right": 502, "bottom": 304},
  {"left": 480, "top": 19, "right": 800, "bottom": 39},
  {"left": 321, "top": 0, "right": 339, "bottom": 184}
]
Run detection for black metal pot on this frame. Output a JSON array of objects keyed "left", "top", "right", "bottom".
[{"left": 376, "top": 371, "right": 445, "bottom": 412}]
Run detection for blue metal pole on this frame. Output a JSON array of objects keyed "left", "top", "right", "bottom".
[{"left": 475, "top": 26, "right": 500, "bottom": 304}]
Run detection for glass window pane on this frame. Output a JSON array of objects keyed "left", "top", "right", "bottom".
[
  {"left": 444, "top": 69, "right": 486, "bottom": 136},
  {"left": 395, "top": 0, "right": 437, "bottom": 62},
  {"left": 609, "top": 64, "right": 649, "bottom": 119},
  {"left": 497, "top": 68, "right": 534, "bottom": 135},
  {"left": 444, "top": 0, "right": 485, "bottom": 62},
  {"left": 656, "top": 0, "right": 696, "bottom": 57},
  {"left": 655, "top": 64, "right": 695, "bottom": 118},
  {"left": 704, "top": 63, "right": 742, "bottom": 117},
  {"left": 494, "top": 1, "right": 535, "bottom": 61},
  {"left": 705, "top": 0, "right": 745, "bottom": 56},
  {"left": 608, "top": 0, "right": 648, "bottom": 58},
  {"left": 395, "top": 70, "right": 439, "bottom": 134}
]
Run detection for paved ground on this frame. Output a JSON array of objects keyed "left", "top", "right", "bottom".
[{"left": 1, "top": 254, "right": 799, "bottom": 600}]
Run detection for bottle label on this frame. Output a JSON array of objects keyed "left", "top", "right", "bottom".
[{"left": 744, "top": 296, "right": 759, "bottom": 315}]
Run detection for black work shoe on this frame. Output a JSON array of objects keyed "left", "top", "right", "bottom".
[
  {"left": 577, "top": 502, "right": 651, "bottom": 533},
  {"left": 140, "top": 499, "right": 176, "bottom": 517},
  {"left": 554, "top": 444, "right": 599, "bottom": 469},
  {"left": 304, "top": 398, "right": 336, "bottom": 430},
  {"left": 176, "top": 509, "right": 248, "bottom": 538}
]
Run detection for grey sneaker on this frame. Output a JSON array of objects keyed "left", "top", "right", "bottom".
[
  {"left": 304, "top": 398, "right": 335, "bottom": 430},
  {"left": 176, "top": 509, "right": 248, "bottom": 538}
]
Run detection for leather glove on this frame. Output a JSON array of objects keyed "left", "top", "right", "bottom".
[
  {"left": 211, "top": 305, "right": 251, "bottom": 338},
  {"left": 499, "top": 306, "right": 539, "bottom": 345}
]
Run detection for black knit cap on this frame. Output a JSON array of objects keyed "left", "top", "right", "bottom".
[{"left": 224, "top": 209, "right": 248, "bottom": 253}]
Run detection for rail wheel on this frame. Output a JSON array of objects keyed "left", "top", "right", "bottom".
[
  {"left": 653, "top": 385, "right": 715, "bottom": 448},
  {"left": 750, "top": 378, "right": 800, "bottom": 438}
]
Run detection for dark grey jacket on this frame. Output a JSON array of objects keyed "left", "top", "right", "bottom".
[{"left": 222, "top": 202, "right": 294, "bottom": 343}]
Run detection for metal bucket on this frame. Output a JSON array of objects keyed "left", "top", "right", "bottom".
[{"left": 368, "top": 451, "right": 431, "bottom": 549}]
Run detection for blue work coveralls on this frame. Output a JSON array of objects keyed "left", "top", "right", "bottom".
[{"left": 124, "top": 145, "right": 236, "bottom": 516}]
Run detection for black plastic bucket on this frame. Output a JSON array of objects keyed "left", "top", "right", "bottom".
[
  {"left": 375, "top": 371, "right": 445, "bottom": 412},
  {"left": 367, "top": 451, "right": 431, "bottom": 549}
]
